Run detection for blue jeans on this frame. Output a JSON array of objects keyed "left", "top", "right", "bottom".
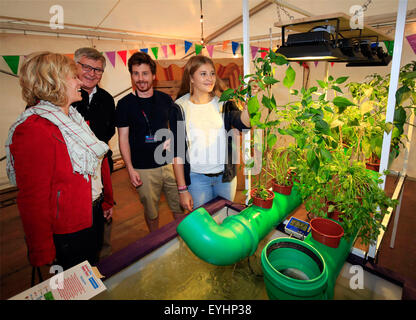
[{"left": 188, "top": 172, "right": 237, "bottom": 209}]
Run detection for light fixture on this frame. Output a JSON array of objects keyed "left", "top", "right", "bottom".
[
  {"left": 346, "top": 41, "right": 392, "bottom": 67},
  {"left": 276, "top": 29, "right": 349, "bottom": 62}
]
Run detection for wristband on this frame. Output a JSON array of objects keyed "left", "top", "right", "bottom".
[{"left": 177, "top": 185, "right": 188, "bottom": 191}]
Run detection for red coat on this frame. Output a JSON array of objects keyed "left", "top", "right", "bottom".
[{"left": 10, "top": 115, "right": 102, "bottom": 267}]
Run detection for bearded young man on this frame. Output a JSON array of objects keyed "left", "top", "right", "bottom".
[{"left": 116, "top": 52, "right": 184, "bottom": 232}]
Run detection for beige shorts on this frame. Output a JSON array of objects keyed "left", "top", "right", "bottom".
[{"left": 135, "top": 164, "right": 183, "bottom": 220}]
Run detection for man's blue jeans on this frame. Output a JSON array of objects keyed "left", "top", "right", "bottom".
[{"left": 188, "top": 172, "right": 237, "bottom": 209}]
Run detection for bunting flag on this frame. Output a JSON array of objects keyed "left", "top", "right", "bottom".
[
  {"left": 251, "top": 46, "right": 259, "bottom": 59},
  {"left": 117, "top": 50, "right": 127, "bottom": 66},
  {"left": 169, "top": 44, "right": 176, "bottom": 56},
  {"left": 222, "top": 40, "right": 230, "bottom": 51},
  {"left": 384, "top": 41, "right": 394, "bottom": 56},
  {"left": 314, "top": 61, "right": 319, "bottom": 67},
  {"left": 161, "top": 45, "right": 168, "bottom": 58},
  {"left": 129, "top": 49, "right": 138, "bottom": 56},
  {"left": 206, "top": 45, "right": 214, "bottom": 57},
  {"left": 260, "top": 47, "right": 269, "bottom": 59},
  {"left": 406, "top": 35, "right": 416, "bottom": 55},
  {"left": 184, "top": 41, "right": 193, "bottom": 54},
  {"left": 140, "top": 48, "right": 148, "bottom": 54},
  {"left": 331, "top": 62, "right": 335, "bottom": 67},
  {"left": 151, "top": 47, "right": 159, "bottom": 60},
  {"left": 105, "top": 51, "right": 116, "bottom": 67},
  {"left": 240, "top": 44, "right": 244, "bottom": 56},
  {"left": 231, "top": 41, "right": 239, "bottom": 55},
  {"left": 195, "top": 44, "right": 203, "bottom": 55},
  {"left": 63, "top": 53, "right": 74, "bottom": 60},
  {"left": 2, "top": 55, "right": 20, "bottom": 75}
]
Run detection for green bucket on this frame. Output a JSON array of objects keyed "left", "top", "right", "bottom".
[{"left": 261, "top": 237, "right": 329, "bottom": 300}]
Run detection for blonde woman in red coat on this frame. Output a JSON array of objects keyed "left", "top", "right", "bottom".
[{"left": 5, "top": 52, "right": 109, "bottom": 270}]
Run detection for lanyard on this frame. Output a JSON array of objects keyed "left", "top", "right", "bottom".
[{"left": 135, "top": 90, "right": 154, "bottom": 136}]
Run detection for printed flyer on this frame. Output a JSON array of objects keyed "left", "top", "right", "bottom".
[{"left": 9, "top": 261, "right": 106, "bottom": 300}]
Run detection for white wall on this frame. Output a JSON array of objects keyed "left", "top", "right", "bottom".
[{"left": 1, "top": 28, "right": 416, "bottom": 188}]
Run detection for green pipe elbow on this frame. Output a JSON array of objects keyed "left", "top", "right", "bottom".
[{"left": 177, "top": 188, "right": 302, "bottom": 266}]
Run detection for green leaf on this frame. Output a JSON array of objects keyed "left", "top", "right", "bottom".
[
  {"left": 267, "top": 133, "right": 277, "bottom": 148},
  {"left": 219, "top": 88, "right": 235, "bottom": 102},
  {"left": 283, "top": 65, "right": 296, "bottom": 88},
  {"left": 264, "top": 76, "right": 279, "bottom": 85},
  {"left": 333, "top": 96, "right": 355, "bottom": 113},
  {"left": 315, "top": 119, "right": 330, "bottom": 134},
  {"left": 262, "top": 95, "right": 273, "bottom": 110},
  {"left": 331, "top": 85, "right": 343, "bottom": 93},
  {"left": 273, "top": 55, "right": 288, "bottom": 66},
  {"left": 335, "top": 76, "right": 349, "bottom": 84},
  {"left": 317, "top": 80, "right": 327, "bottom": 88},
  {"left": 320, "top": 148, "right": 333, "bottom": 162},
  {"left": 247, "top": 96, "right": 260, "bottom": 115}
]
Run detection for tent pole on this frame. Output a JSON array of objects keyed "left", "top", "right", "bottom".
[
  {"left": 243, "top": 0, "right": 252, "bottom": 205},
  {"left": 368, "top": 0, "right": 408, "bottom": 259}
]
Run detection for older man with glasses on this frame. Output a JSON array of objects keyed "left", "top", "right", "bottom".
[{"left": 72, "top": 47, "right": 116, "bottom": 260}]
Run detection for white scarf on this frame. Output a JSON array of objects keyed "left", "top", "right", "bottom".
[{"left": 5, "top": 100, "right": 109, "bottom": 185}]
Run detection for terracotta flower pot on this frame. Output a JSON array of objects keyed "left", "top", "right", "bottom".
[
  {"left": 272, "top": 179, "right": 293, "bottom": 195},
  {"left": 310, "top": 218, "right": 344, "bottom": 248},
  {"left": 365, "top": 155, "right": 380, "bottom": 172},
  {"left": 251, "top": 188, "right": 275, "bottom": 209},
  {"left": 325, "top": 201, "right": 343, "bottom": 222}
]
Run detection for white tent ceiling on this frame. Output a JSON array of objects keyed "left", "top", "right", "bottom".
[{"left": 1, "top": 0, "right": 416, "bottom": 45}]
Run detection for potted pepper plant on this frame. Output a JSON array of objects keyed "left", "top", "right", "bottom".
[{"left": 220, "top": 49, "right": 295, "bottom": 208}]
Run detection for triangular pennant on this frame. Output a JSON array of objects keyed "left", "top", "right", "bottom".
[
  {"left": 105, "top": 51, "right": 116, "bottom": 68},
  {"left": 330, "top": 62, "right": 335, "bottom": 67},
  {"left": 231, "top": 41, "right": 239, "bottom": 55},
  {"left": 222, "top": 40, "right": 230, "bottom": 51},
  {"left": 161, "top": 45, "right": 168, "bottom": 58},
  {"left": 2, "top": 55, "right": 20, "bottom": 75},
  {"left": 250, "top": 46, "right": 259, "bottom": 59},
  {"left": 195, "top": 44, "right": 203, "bottom": 55},
  {"left": 151, "top": 47, "right": 159, "bottom": 60},
  {"left": 406, "top": 35, "right": 416, "bottom": 55},
  {"left": 129, "top": 49, "right": 138, "bottom": 56},
  {"left": 260, "top": 47, "right": 269, "bottom": 59},
  {"left": 140, "top": 48, "right": 148, "bottom": 54},
  {"left": 206, "top": 45, "right": 214, "bottom": 57},
  {"left": 384, "top": 41, "right": 395, "bottom": 56},
  {"left": 240, "top": 44, "right": 244, "bottom": 56},
  {"left": 117, "top": 50, "right": 127, "bottom": 66},
  {"left": 63, "top": 53, "right": 74, "bottom": 60},
  {"left": 169, "top": 44, "right": 176, "bottom": 56},
  {"left": 314, "top": 61, "right": 319, "bottom": 67},
  {"left": 184, "top": 40, "right": 193, "bottom": 54}
]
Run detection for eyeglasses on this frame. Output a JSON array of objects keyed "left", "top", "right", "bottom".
[{"left": 77, "top": 62, "right": 104, "bottom": 75}]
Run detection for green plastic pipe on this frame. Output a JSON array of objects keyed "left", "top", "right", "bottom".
[
  {"left": 261, "top": 237, "right": 329, "bottom": 300},
  {"left": 304, "top": 225, "right": 356, "bottom": 300},
  {"left": 177, "top": 186, "right": 302, "bottom": 266},
  {"left": 261, "top": 220, "right": 357, "bottom": 300}
]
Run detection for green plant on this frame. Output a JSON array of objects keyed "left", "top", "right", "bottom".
[
  {"left": 275, "top": 73, "right": 396, "bottom": 245},
  {"left": 267, "top": 146, "right": 296, "bottom": 187},
  {"left": 220, "top": 49, "right": 294, "bottom": 200},
  {"left": 345, "top": 61, "right": 416, "bottom": 166}
]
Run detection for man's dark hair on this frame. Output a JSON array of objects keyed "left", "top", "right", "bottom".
[{"left": 128, "top": 51, "right": 156, "bottom": 75}]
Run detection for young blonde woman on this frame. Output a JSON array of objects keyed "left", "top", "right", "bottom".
[{"left": 169, "top": 55, "right": 254, "bottom": 211}]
